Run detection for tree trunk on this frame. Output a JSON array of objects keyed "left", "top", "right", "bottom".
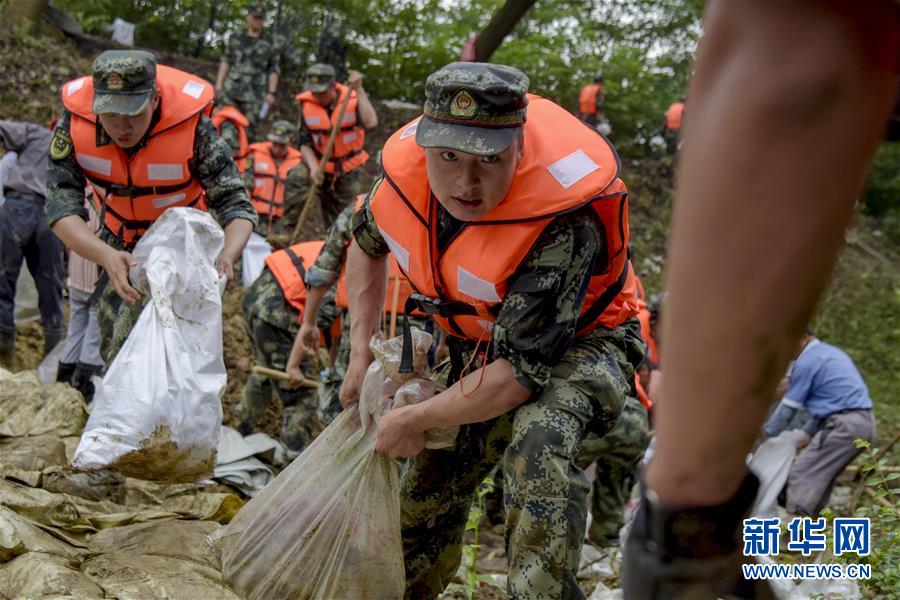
[
  {"left": 3, "top": 0, "right": 49, "bottom": 29},
  {"left": 473, "top": 0, "right": 537, "bottom": 62}
]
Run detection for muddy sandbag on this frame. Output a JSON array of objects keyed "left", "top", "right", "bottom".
[
  {"left": 0, "top": 435, "right": 68, "bottom": 473},
  {"left": 89, "top": 520, "right": 222, "bottom": 569},
  {"left": 0, "top": 479, "right": 89, "bottom": 533},
  {"left": 392, "top": 378, "right": 457, "bottom": 449},
  {"left": 73, "top": 209, "right": 226, "bottom": 482},
  {"left": 82, "top": 553, "right": 240, "bottom": 599},
  {"left": 0, "top": 506, "right": 83, "bottom": 561},
  {"left": 217, "top": 330, "right": 436, "bottom": 600},
  {"left": 0, "top": 372, "right": 87, "bottom": 437},
  {"left": 43, "top": 467, "right": 127, "bottom": 503},
  {"left": 0, "top": 552, "right": 103, "bottom": 598}
]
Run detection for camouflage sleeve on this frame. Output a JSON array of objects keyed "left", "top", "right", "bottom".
[
  {"left": 492, "top": 209, "right": 602, "bottom": 392},
  {"left": 296, "top": 117, "right": 313, "bottom": 149},
  {"left": 44, "top": 110, "right": 89, "bottom": 226},
  {"left": 267, "top": 37, "right": 281, "bottom": 76},
  {"left": 218, "top": 119, "right": 241, "bottom": 157},
  {"left": 191, "top": 115, "right": 257, "bottom": 228},
  {"left": 351, "top": 178, "right": 390, "bottom": 258},
  {"left": 316, "top": 285, "right": 341, "bottom": 330},
  {"left": 306, "top": 201, "right": 357, "bottom": 287},
  {"left": 222, "top": 35, "right": 237, "bottom": 65}
]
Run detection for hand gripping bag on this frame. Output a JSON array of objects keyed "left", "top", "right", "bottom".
[{"left": 71, "top": 208, "right": 226, "bottom": 482}]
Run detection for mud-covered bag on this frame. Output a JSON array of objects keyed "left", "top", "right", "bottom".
[
  {"left": 215, "top": 329, "right": 436, "bottom": 600},
  {"left": 72, "top": 209, "right": 226, "bottom": 482}
]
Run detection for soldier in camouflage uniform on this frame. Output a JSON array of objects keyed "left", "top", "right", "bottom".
[
  {"left": 340, "top": 63, "right": 645, "bottom": 598},
  {"left": 236, "top": 260, "right": 320, "bottom": 454},
  {"left": 215, "top": 4, "right": 281, "bottom": 141},
  {"left": 45, "top": 51, "right": 256, "bottom": 366},
  {"left": 285, "top": 201, "right": 356, "bottom": 424},
  {"left": 576, "top": 395, "right": 650, "bottom": 547},
  {"left": 289, "top": 64, "right": 378, "bottom": 230}
]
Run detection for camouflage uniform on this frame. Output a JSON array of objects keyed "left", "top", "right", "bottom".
[
  {"left": 219, "top": 119, "right": 242, "bottom": 159},
  {"left": 242, "top": 120, "right": 302, "bottom": 238},
  {"left": 235, "top": 267, "right": 319, "bottom": 453},
  {"left": 576, "top": 395, "right": 650, "bottom": 547},
  {"left": 355, "top": 198, "right": 645, "bottom": 598},
  {"left": 304, "top": 201, "right": 356, "bottom": 422},
  {"left": 291, "top": 63, "right": 367, "bottom": 230},
  {"left": 220, "top": 32, "right": 280, "bottom": 140},
  {"left": 45, "top": 52, "right": 256, "bottom": 367}
]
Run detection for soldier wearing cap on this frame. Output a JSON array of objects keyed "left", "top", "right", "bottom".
[
  {"left": 341, "top": 62, "right": 644, "bottom": 597},
  {"left": 289, "top": 63, "right": 378, "bottom": 229},
  {"left": 46, "top": 50, "right": 256, "bottom": 366},
  {"left": 244, "top": 119, "right": 303, "bottom": 236},
  {"left": 215, "top": 4, "right": 281, "bottom": 141}
]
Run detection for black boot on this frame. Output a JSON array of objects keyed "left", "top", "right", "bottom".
[
  {"left": 0, "top": 327, "right": 14, "bottom": 367},
  {"left": 43, "top": 328, "right": 65, "bottom": 358},
  {"left": 57, "top": 361, "right": 77, "bottom": 385},
  {"left": 72, "top": 362, "right": 103, "bottom": 403}
]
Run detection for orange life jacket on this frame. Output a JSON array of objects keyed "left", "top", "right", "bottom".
[
  {"left": 294, "top": 82, "right": 369, "bottom": 176},
  {"left": 248, "top": 141, "right": 303, "bottom": 220},
  {"left": 211, "top": 105, "right": 250, "bottom": 171},
  {"left": 578, "top": 83, "right": 604, "bottom": 115},
  {"left": 370, "top": 95, "right": 639, "bottom": 344},
  {"left": 333, "top": 195, "right": 416, "bottom": 315},
  {"left": 634, "top": 276, "right": 659, "bottom": 365},
  {"left": 61, "top": 66, "right": 214, "bottom": 248},
  {"left": 636, "top": 377, "right": 652, "bottom": 409},
  {"left": 665, "top": 102, "right": 685, "bottom": 131},
  {"left": 264, "top": 240, "right": 325, "bottom": 318}
]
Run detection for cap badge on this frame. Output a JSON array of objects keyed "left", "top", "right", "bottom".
[
  {"left": 450, "top": 90, "right": 478, "bottom": 119},
  {"left": 106, "top": 73, "right": 124, "bottom": 91}
]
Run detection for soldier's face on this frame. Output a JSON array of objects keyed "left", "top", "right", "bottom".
[
  {"left": 98, "top": 92, "right": 159, "bottom": 149},
  {"left": 270, "top": 142, "right": 288, "bottom": 158},
  {"left": 425, "top": 131, "right": 524, "bottom": 221},
  {"left": 312, "top": 85, "right": 337, "bottom": 106},
  {"left": 247, "top": 14, "right": 264, "bottom": 33}
]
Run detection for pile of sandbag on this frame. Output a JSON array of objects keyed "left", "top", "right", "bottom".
[{"left": 0, "top": 368, "right": 244, "bottom": 598}]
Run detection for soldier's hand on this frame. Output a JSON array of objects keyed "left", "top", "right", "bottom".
[
  {"left": 102, "top": 249, "right": 140, "bottom": 305},
  {"left": 298, "top": 322, "right": 320, "bottom": 356},
  {"left": 216, "top": 253, "right": 235, "bottom": 284},
  {"left": 347, "top": 70, "right": 363, "bottom": 90},
  {"left": 339, "top": 353, "right": 368, "bottom": 407},
  {"left": 308, "top": 164, "right": 324, "bottom": 186},
  {"left": 375, "top": 405, "right": 426, "bottom": 458}
]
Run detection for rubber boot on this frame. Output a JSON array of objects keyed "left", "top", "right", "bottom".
[
  {"left": 57, "top": 361, "right": 77, "bottom": 385},
  {"left": 72, "top": 362, "right": 103, "bottom": 403},
  {"left": 43, "top": 328, "right": 65, "bottom": 358},
  {"left": 0, "top": 327, "right": 14, "bottom": 367}
]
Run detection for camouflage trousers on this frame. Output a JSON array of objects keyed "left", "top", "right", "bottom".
[
  {"left": 235, "top": 269, "right": 319, "bottom": 453},
  {"left": 576, "top": 395, "right": 650, "bottom": 546},
  {"left": 282, "top": 164, "right": 364, "bottom": 232},
  {"left": 400, "top": 322, "right": 643, "bottom": 599},
  {"left": 317, "top": 308, "right": 350, "bottom": 425},
  {"left": 96, "top": 276, "right": 149, "bottom": 367}
]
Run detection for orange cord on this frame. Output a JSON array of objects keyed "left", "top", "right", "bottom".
[{"left": 459, "top": 327, "right": 489, "bottom": 397}]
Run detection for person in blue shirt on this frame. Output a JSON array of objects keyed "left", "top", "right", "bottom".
[{"left": 764, "top": 330, "right": 875, "bottom": 515}]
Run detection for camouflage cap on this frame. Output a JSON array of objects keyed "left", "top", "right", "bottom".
[
  {"left": 248, "top": 4, "right": 266, "bottom": 16},
  {"left": 416, "top": 62, "right": 528, "bottom": 156},
  {"left": 91, "top": 50, "right": 157, "bottom": 116},
  {"left": 267, "top": 120, "right": 295, "bottom": 144},
  {"left": 304, "top": 63, "right": 336, "bottom": 93}
]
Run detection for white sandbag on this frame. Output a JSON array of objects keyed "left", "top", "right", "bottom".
[
  {"left": 72, "top": 208, "right": 226, "bottom": 482},
  {"left": 748, "top": 429, "right": 806, "bottom": 517},
  {"left": 240, "top": 232, "right": 271, "bottom": 288}
]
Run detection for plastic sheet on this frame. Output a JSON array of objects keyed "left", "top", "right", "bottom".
[
  {"left": 216, "top": 329, "right": 439, "bottom": 600},
  {"left": 72, "top": 208, "right": 226, "bottom": 482},
  {"left": 240, "top": 231, "right": 272, "bottom": 288}
]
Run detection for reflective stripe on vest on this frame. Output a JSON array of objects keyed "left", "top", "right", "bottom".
[
  {"left": 61, "top": 65, "right": 214, "bottom": 247},
  {"left": 370, "top": 95, "right": 639, "bottom": 343},
  {"left": 265, "top": 240, "right": 325, "bottom": 316},
  {"left": 295, "top": 82, "right": 369, "bottom": 175},
  {"left": 248, "top": 142, "right": 302, "bottom": 219}
]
